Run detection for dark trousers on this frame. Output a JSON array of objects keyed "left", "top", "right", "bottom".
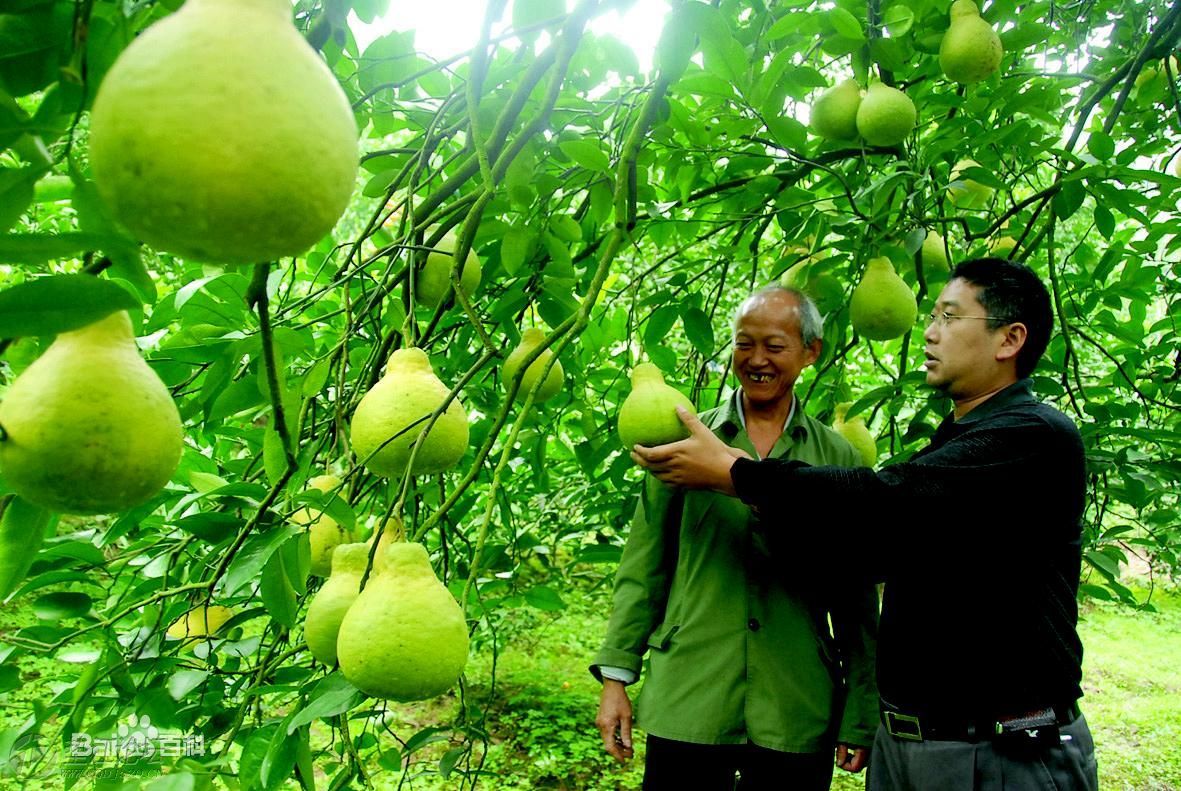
[
  {"left": 867, "top": 712, "right": 1098, "bottom": 790},
  {"left": 643, "top": 734, "right": 835, "bottom": 791}
]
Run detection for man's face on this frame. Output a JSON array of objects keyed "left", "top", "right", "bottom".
[
  {"left": 732, "top": 293, "right": 820, "bottom": 407},
  {"left": 923, "top": 278, "right": 1007, "bottom": 397}
]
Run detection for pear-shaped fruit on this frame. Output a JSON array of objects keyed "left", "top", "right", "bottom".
[
  {"left": 88, "top": 0, "right": 358, "bottom": 264},
  {"left": 416, "top": 229, "right": 482, "bottom": 308},
  {"left": 167, "top": 604, "right": 234, "bottom": 641},
  {"left": 921, "top": 232, "right": 950, "bottom": 271},
  {"left": 292, "top": 474, "right": 355, "bottom": 577},
  {"left": 855, "top": 83, "right": 916, "bottom": 147},
  {"left": 304, "top": 542, "right": 370, "bottom": 666},
  {"left": 618, "top": 364, "right": 697, "bottom": 449},
  {"left": 850, "top": 258, "right": 918, "bottom": 341},
  {"left": 834, "top": 404, "right": 877, "bottom": 467},
  {"left": 0, "top": 311, "right": 183, "bottom": 514},
  {"left": 351, "top": 348, "right": 469, "bottom": 477},
  {"left": 988, "top": 235, "right": 1017, "bottom": 256},
  {"left": 810, "top": 80, "right": 862, "bottom": 141},
  {"left": 337, "top": 542, "right": 469, "bottom": 701},
  {"left": 503, "top": 328, "right": 564, "bottom": 404},
  {"left": 948, "top": 159, "right": 995, "bottom": 208},
  {"left": 939, "top": 0, "right": 1003, "bottom": 84}
]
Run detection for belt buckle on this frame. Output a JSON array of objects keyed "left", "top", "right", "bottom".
[{"left": 885, "top": 711, "right": 923, "bottom": 741}]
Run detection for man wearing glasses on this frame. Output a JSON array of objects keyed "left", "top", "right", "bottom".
[{"left": 631, "top": 258, "right": 1098, "bottom": 790}]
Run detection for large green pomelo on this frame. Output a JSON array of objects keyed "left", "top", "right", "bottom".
[{"left": 88, "top": 0, "right": 358, "bottom": 264}]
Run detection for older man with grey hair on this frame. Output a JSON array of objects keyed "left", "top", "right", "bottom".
[{"left": 592, "top": 286, "right": 880, "bottom": 790}]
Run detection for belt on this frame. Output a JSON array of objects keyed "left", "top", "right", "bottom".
[{"left": 881, "top": 700, "right": 1081, "bottom": 743}]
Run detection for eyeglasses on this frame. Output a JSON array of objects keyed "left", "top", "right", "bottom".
[{"left": 925, "top": 311, "right": 1007, "bottom": 328}]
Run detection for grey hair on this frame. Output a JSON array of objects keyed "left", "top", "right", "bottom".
[{"left": 731, "top": 285, "right": 824, "bottom": 346}]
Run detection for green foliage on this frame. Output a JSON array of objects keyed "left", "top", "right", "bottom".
[{"left": 1, "top": 0, "right": 1180, "bottom": 786}]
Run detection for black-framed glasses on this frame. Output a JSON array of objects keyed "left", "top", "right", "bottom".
[{"left": 925, "top": 311, "right": 1007, "bottom": 328}]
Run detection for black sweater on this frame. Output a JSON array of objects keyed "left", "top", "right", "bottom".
[{"left": 732, "top": 380, "right": 1086, "bottom": 718}]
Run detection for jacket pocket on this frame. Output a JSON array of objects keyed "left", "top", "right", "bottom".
[{"left": 647, "top": 623, "right": 680, "bottom": 651}]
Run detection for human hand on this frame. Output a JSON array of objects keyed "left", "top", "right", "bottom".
[
  {"left": 595, "top": 680, "right": 634, "bottom": 763},
  {"left": 630, "top": 407, "right": 749, "bottom": 494},
  {"left": 835, "top": 743, "right": 869, "bottom": 773}
]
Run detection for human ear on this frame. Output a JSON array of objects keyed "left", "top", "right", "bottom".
[{"left": 995, "top": 322, "right": 1027, "bottom": 364}]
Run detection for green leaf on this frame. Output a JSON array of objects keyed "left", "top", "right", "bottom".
[
  {"left": 1094, "top": 205, "right": 1114, "bottom": 239},
  {"left": 828, "top": 8, "right": 864, "bottom": 40},
  {"left": 682, "top": 307, "right": 715, "bottom": 356},
  {"left": 513, "top": 0, "right": 564, "bottom": 39},
  {"left": 1053, "top": 180, "right": 1086, "bottom": 220},
  {"left": 882, "top": 4, "right": 914, "bottom": 37},
  {"left": 217, "top": 525, "right": 300, "bottom": 598},
  {"left": 0, "top": 231, "right": 137, "bottom": 266},
  {"left": 32, "top": 591, "right": 92, "bottom": 621},
  {"left": 259, "top": 552, "right": 298, "bottom": 629},
  {"left": 0, "top": 168, "right": 36, "bottom": 233},
  {"left": 654, "top": 6, "right": 698, "bottom": 79},
  {"left": 0, "top": 274, "right": 139, "bottom": 339},
  {"left": 643, "top": 304, "right": 679, "bottom": 350},
  {"left": 524, "top": 585, "right": 566, "bottom": 611},
  {"left": 167, "top": 669, "right": 209, "bottom": 701},
  {"left": 1087, "top": 131, "right": 1115, "bottom": 162},
  {"left": 500, "top": 226, "right": 535, "bottom": 275},
  {"left": 558, "top": 139, "right": 611, "bottom": 172},
  {"left": 286, "top": 674, "right": 362, "bottom": 733},
  {"left": 0, "top": 495, "right": 53, "bottom": 599}
]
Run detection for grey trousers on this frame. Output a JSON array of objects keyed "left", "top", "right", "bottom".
[{"left": 867, "top": 712, "right": 1098, "bottom": 790}]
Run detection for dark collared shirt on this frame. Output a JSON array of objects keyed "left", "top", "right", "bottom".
[{"left": 732, "top": 380, "right": 1086, "bottom": 718}]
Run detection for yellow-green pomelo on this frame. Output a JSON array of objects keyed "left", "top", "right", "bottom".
[
  {"left": 336, "top": 542, "right": 469, "bottom": 701},
  {"left": 948, "top": 159, "right": 994, "bottom": 208},
  {"left": 988, "top": 235, "right": 1017, "bottom": 256},
  {"left": 293, "top": 474, "right": 355, "bottom": 577},
  {"left": 304, "top": 542, "right": 369, "bottom": 666},
  {"left": 939, "top": 0, "right": 1003, "bottom": 84},
  {"left": 0, "top": 311, "right": 182, "bottom": 514},
  {"left": 833, "top": 404, "right": 877, "bottom": 467},
  {"left": 88, "top": 0, "right": 358, "bottom": 264},
  {"left": 921, "top": 232, "right": 950, "bottom": 271},
  {"left": 810, "top": 79, "right": 862, "bottom": 141},
  {"left": 618, "top": 364, "right": 697, "bottom": 449},
  {"left": 503, "top": 328, "right": 564, "bottom": 403},
  {"left": 855, "top": 83, "right": 916, "bottom": 147},
  {"left": 850, "top": 257, "right": 918, "bottom": 341},
  {"left": 417, "top": 229, "right": 482, "bottom": 308},
  {"left": 350, "top": 348, "right": 469, "bottom": 477},
  {"left": 167, "top": 604, "right": 234, "bottom": 641}
]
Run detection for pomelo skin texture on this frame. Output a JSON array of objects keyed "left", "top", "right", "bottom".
[
  {"left": 304, "top": 543, "right": 369, "bottom": 666},
  {"left": 0, "top": 311, "right": 183, "bottom": 514},
  {"left": 834, "top": 404, "right": 878, "bottom": 466},
  {"left": 417, "top": 230, "right": 482, "bottom": 307},
  {"left": 503, "top": 328, "right": 564, "bottom": 403},
  {"left": 618, "top": 363, "right": 697, "bottom": 449},
  {"left": 855, "top": 83, "right": 916, "bottom": 147},
  {"left": 88, "top": 0, "right": 358, "bottom": 264},
  {"left": 939, "top": 0, "right": 1003, "bottom": 84},
  {"left": 849, "top": 257, "right": 919, "bottom": 341},
  {"left": 336, "top": 542, "right": 469, "bottom": 701},
  {"left": 350, "top": 348, "right": 469, "bottom": 477},
  {"left": 810, "top": 79, "right": 862, "bottom": 141},
  {"left": 294, "top": 475, "right": 355, "bottom": 577}
]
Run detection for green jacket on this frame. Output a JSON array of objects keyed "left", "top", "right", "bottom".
[{"left": 592, "top": 392, "right": 880, "bottom": 752}]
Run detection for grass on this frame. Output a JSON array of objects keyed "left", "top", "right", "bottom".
[{"left": 2, "top": 583, "right": 1179, "bottom": 789}]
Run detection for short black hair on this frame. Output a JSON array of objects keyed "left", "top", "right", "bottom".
[{"left": 950, "top": 258, "right": 1053, "bottom": 378}]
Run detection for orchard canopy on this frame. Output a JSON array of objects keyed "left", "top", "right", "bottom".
[{"left": 0, "top": 0, "right": 1179, "bottom": 787}]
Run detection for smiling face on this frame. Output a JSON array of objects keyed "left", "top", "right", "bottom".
[
  {"left": 732, "top": 291, "right": 821, "bottom": 409},
  {"left": 923, "top": 277, "right": 1013, "bottom": 400}
]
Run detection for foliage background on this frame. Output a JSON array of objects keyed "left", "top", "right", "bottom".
[{"left": 0, "top": 0, "right": 1179, "bottom": 787}]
